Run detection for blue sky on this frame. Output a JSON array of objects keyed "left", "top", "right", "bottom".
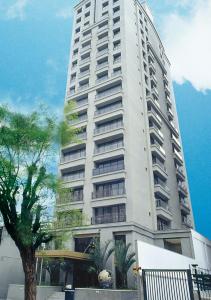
[{"left": 0, "top": 0, "right": 210, "bottom": 238}]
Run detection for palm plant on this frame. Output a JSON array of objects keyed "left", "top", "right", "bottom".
[
  {"left": 114, "top": 241, "right": 136, "bottom": 289},
  {"left": 88, "top": 238, "right": 114, "bottom": 275}
]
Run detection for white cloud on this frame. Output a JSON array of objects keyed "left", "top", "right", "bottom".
[
  {"left": 56, "top": 7, "right": 73, "bottom": 20},
  {"left": 5, "top": 0, "right": 29, "bottom": 20},
  {"left": 162, "top": 0, "right": 211, "bottom": 92}
]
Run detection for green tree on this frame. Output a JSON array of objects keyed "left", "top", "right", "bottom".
[
  {"left": 0, "top": 104, "right": 78, "bottom": 300},
  {"left": 88, "top": 239, "right": 114, "bottom": 275},
  {"left": 114, "top": 241, "right": 136, "bottom": 289}
]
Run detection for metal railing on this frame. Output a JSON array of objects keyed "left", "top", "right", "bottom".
[
  {"left": 92, "top": 187, "right": 126, "bottom": 199},
  {"left": 92, "top": 213, "right": 126, "bottom": 224},
  {"left": 156, "top": 199, "right": 170, "bottom": 211},
  {"left": 94, "top": 120, "right": 123, "bottom": 135},
  {"left": 62, "top": 151, "right": 86, "bottom": 162},
  {"left": 93, "top": 163, "right": 124, "bottom": 176},
  {"left": 62, "top": 172, "right": 85, "bottom": 182},
  {"left": 95, "top": 85, "right": 122, "bottom": 99},
  {"left": 95, "top": 141, "right": 124, "bottom": 154},
  {"left": 95, "top": 102, "right": 122, "bottom": 115}
]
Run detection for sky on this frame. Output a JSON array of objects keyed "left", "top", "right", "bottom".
[{"left": 0, "top": 0, "right": 210, "bottom": 238}]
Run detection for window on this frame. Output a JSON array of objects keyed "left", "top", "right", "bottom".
[
  {"left": 113, "top": 40, "right": 120, "bottom": 50},
  {"left": 62, "top": 169, "right": 85, "bottom": 181},
  {"left": 76, "top": 17, "right": 81, "bottom": 24},
  {"left": 84, "top": 21, "right": 90, "bottom": 26},
  {"left": 157, "top": 217, "right": 171, "bottom": 231},
  {"left": 98, "top": 31, "right": 108, "bottom": 41},
  {"left": 102, "top": 1, "right": 109, "bottom": 8},
  {"left": 62, "top": 147, "right": 86, "bottom": 162},
  {"left": 85, "top": 11, "right": 90, "bottom": 18},
  {"left": 96, "top": 70, "right": 108, "bottom": 83},
  {"left": 93, "top": 204, "right": 126, "bottom": 224},
  {"left": 102, "top": 11, "right": 108, "bottom": 16},
  {"left": 77, "top": 8, "right": 82, "bottom": 14},
  {"left": 113, "top": 67, "right": 121, "bottom": 76},
  {"left": 74, "top": 37, "right": 80, "bottom": 44},
  {"left": 96, "top": 98, "right": 122, "bottom": 115},
  {"left": 113, "top": 16, "right": 120, "bottom": 25},
  {"left": 164, "top": 239, "right": 182, "bottom": 255},
  {"left": 75, "top": 237, "right": 94, "bottom": 253},
  {"left": 96, "top": 56, "right": 108, "bottom": 69},
  {"left": 71, "top": 187, "right": 84, "bottom": 202},
  {"left": 85, "top": 2, "right": 91, "bottom": 8},
  {"left": 95, "top": 117, "right": 123, "bottom": 135},
  {"left": 83, "top": 29, "right": 91, "bottom": 38},
  {"left": 113, "top": 53, "right": 121, "bottom": 64},
  {"left": 93, "top": 157, "right": 124, "bottom": 175},
  {"left": 113, "top": 28, "right": 120, "bottom": 37},
  {"left": 75, "top": 27, "right": 80, "bottom": 34},
  {"left": 95, "top": 137, "right": 124, "bottom": 154},
  {"left": 98, "top": 20, "right": 108, "bottom": 29},
  {"left": 113, "top": 6, "right": 120, "bottom": 14}
]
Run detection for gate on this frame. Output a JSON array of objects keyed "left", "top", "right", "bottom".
[
  {"left": 192, "top": 267, "right": 211, "bottom": 300},
  {"left": 142, "top": 269, "right": 194, "bottom": 300}
]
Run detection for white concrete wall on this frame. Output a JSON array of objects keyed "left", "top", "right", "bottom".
[
  {"left": 191, "top": 230, "right": 211, "bottom": 270},
  {"left": 137, "top": 240, "right": 195, "bottom": 270}
]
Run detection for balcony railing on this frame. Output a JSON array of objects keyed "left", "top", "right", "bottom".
[
  {"left": 92, "top": 213, "right": 126, "bottom": 225},
  {"left": 62, "top": 151, "right": 86, "bottom": 163},
  {"left": 77, "top": 132, "right": 87, "bottom": 140},
  {"left": 78, "top": 84, "right": 89, "bottom": 92},
  {"left": 79, "top": 58, "right": 90, "bottom": 66},
  {"left": 113, "top": 57, "right": 121, "bottom": 64},
  {"left": 62, "top": 172, "right": 85, "bottom": 182},
  {"left": 113, "top": 44, "right": 121, "bottom": 51},
  {"left": 95, "top": 86, "right": 122, "bottom": 100},
  {"left": 93, "top": 163, "right": 124, "bottom": 176},
  {"left": 78, "top": 71, "right": 90, "bottom": 79},
  {"left": 81, "top": 45, "right": 91, "bottom": 53},
  {"left": 151, "top": 142, "right": 166, "bottom": 157},
  {"left": 96, "top": 76, "right": 109, "bottom": 84},
  {"left": 178, "top": 182, "right": 188, "bottom": 194},
  {"left": 96, "top": 61, "right": 109, "bottom": 70},
  {"left": 57, "top": 193, "right": 83, "bottom": 204},
  {"left": 97, "top": 36, "right": 109, "bottom": 44},
  {"left": 112, "top": 70, "right": 122, "bottom": 77},
  {"left": 92, "top": 187, "right": 126, "bottom": 199},
  {"left": 69, "top": 115, "right": 87, "bottom": 124},
  {"left": 180, "top": 198, "right": 190, "bottom": 210},
  {"left": 153, "top": 159, "right": 167, "bottom": 173},
  {"left": 157, "top": 222, "right": 171, "bottom": 231},
  {"left": 95, "top": 102, "right": 123, "bottom": 116},
  {"left": 95, "top": 142, "right": 124, "bottom": 154},
  {"left": 75, "top": 99, "right": 88, "bottom": 107},
  {"left": 152, "top": 87, "right": 159, "bottom": 99},
  {"left": 94, "top": 121, "right": 123, "bottom": 135},
  {"left": 174, "top": 149, "right": 183, "bottom": 162},
  {"left": 155, "top": 180, "right": 170, "bottom": 194},
  {"left": 156, "top": 199, "right": 171, "bottom": 212},
  {"left": 97, "top": 49, "right": 109, "bottom": 57}
]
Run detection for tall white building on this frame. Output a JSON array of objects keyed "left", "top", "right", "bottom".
[{"left": 56, "top": 0, "right": 195, "bottom": 287}]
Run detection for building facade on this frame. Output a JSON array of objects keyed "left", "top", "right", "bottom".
[{"left": 56, "top": 0, "right": 195, "bottom": 287}]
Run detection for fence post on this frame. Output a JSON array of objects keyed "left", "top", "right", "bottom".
[
  {"left": 187, "top": 269, "right": 195, "bottom": 300},
  {"left": 193, "top": 266, "right": 202, "bottom": 300}
]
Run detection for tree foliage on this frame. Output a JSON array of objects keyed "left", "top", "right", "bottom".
[
  {"left": 88, "top": 239, "right": 114, "bottom": 275},
  {"left": 114, "top": 241, "right": 136, "bottom": 288},
  {"left": 0, "top": 104, "right": 79, "bottom": 300}
]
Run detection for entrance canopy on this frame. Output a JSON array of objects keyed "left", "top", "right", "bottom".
[{"left": 36, "top": 250, "right": 90, "bottom": 261}]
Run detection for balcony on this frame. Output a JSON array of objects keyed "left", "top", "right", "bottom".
[
  {"left": 148, "top": 110, "right": 162, "bottom": 128},
  {"left": 113, "top": 57, "right": 121, "bottom": 65},
  {"left": 166, "top": 95, "right": 172, "bottom": 106},
  {"left": 57, "top": 193, "right": 83, "bottom": 205},
  {"left": 92, "top": 187, "right": 126, "bottom": 199},
  {"left": 178, "top": 182, "right": 188, "bottom": 197},
  {"left": 61, "top": 151, "right": 86, "bottom": 163},
  {"left": 165, "top": 85, "right": 171, "bottom": 96},
  {"left": 147, "top": 96, "right": 160, "bottom": 112},
  {"left": 182, "top": 217, "right": 192, "bottom": 228},
  {"left": 157, "top": 222, "right": 171, "bottom": 231},
  {"left": 154, "top": 182, "right": 170, "bottom": 200},
  {"left": 176, "top": 166, "right": 185, "bottom": 181},
  {"left": 95, "top": 85, "right": 122, "bottom": 100},
  {"left": 96, "top": 61, "right": 109, "bottom": 70},
  {"left": 97, "top": 36, "right": 109, "bottom": 45},
  {"left": 78, "top": 84, "right": 89, "bottom": 92},
  {"left": 95, "top": 102, "right": 123, "bottom": 116},
  {"left": 77, "top": 132, "right": 87, "bottom": 140},
  {"left": 148, "top": 49, "right": 155, "bottom": 63},
  {"left": 69, "top": 115, "right": 87, "bottom": 125},
  {"left": 180, "top": 199, "right": 191, "bottom": 214},
  {"left": 163, "top": 73, "right": 168, "bottom": 85},
  {"left": 151, "top": 143, "right": 166, "bottom": 162},
  {"left": 62, "top": 172, "right": 85, "bottom": 183},
  {"left": 150, "top": 74, "right": 157, "bottom": 85},
  {"left": 149, "top": 62, "right": 156, "bottom": 74},
  {"left": 95, "top": 141, "right": 124, "bottom": 155},
  {"left": 82, "top": 33, "right": 92, "bottom": 41},
  {"left": 153, "top": 162, "right": 168, "bottom": 180},
  {"left": 78, "top": 71, "right": 90, "bottom": 79},
  {"left": 113, "top": 44, "right": 121, "bottom": 52},
  {"left": 94, "top": 121, "right": 123, "bottom": 135},
  {"left": 152, "top": 87, "right": 159, "bottom": 99},
  {"left": 96, "top": 76, "right": 109, "bottom": 84},
  {"left": 149, "top": 126, "right": 164, "bottom": 144},
  {"left": 167, "top": 108, "right": 174, "bottom": 120},
  {"left": 93, "top": 163, "right": 125, "bottom": 176},
  {"left": 174, "top": 149, "right": 183, "bottom": 165},
  {"left": 79, "top": 57, "right": 90, "bottom": 66},
  {"left": 156, "top": 200, "right": 172, "bottom": 221},
  {"left": 81, "top": 45, "right": 91, "bottom": 53},
  {"left": 92, "top": 213, "right": 126, "bottom": 225},
  {"left": 97, "top": 49, "right": 109, "bottom": 57},
  {"left": 170, "top": 121, "right": 179, "bottom": 138},
  {"left": 171, "top": 135, "right": 181, "bottom": 150}
]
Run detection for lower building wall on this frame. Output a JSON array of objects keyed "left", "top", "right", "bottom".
[
  {"left": 191, "top": 230, "right": 211, "bottom": 270},
  {"left": 74, "top": 288, "right": 138, "bottom": 300},
  {"left": 0, "top": 229, "right": 24, "bottom": 299},
  {"left": 6, "top": 285, "right": 61, "bottom": 300}
]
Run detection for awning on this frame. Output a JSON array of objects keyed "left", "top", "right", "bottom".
[{"left": 35, "top": 250, "right": 90, "bottom": 261}]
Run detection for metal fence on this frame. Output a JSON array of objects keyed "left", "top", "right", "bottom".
[
  {"left": 142, "top": 269, "right": 194, "bottom": 300},
  {"left": 192, "top": 266, "right": 211, "bottom": 300}
]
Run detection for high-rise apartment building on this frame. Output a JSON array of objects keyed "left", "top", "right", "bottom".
[{"left": 56, "top": 0, "right": 195, "bottom": 287}]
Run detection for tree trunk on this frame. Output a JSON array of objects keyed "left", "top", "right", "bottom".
[{"left": 20, "top": 247, "right": 37, "bottom": 300}]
